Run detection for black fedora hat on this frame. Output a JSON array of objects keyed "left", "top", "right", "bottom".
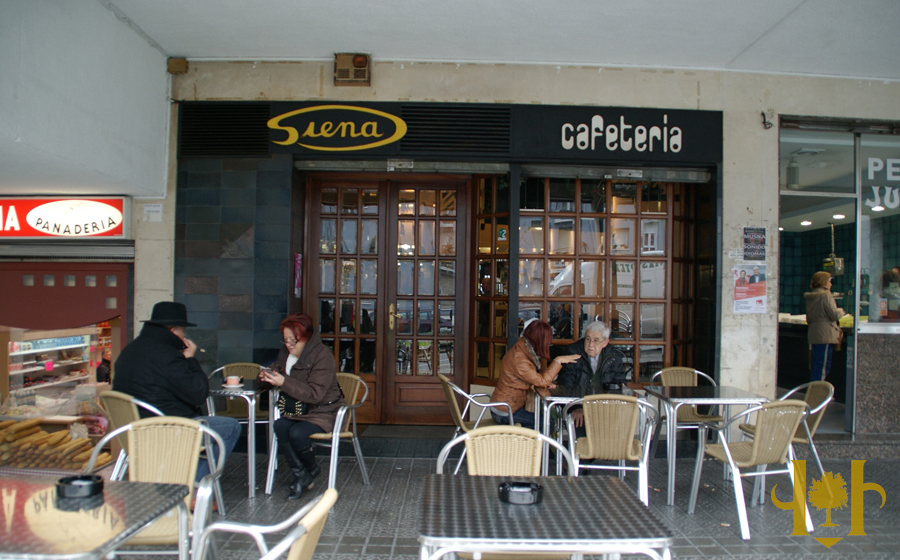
[{"left": 142, "top": 301, "right": 196, "bottom": 327}]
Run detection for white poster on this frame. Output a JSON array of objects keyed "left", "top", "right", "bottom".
[{"left": 733, "top": 264, "right": 767, "bottom": 314}]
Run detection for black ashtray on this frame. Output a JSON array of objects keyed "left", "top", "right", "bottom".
[
  {"left": 498, "top": 481, "right": 543, "bottom": 505},
  {"left": 56, "top": 475, "right": 104, "bottom": 499},
  {"left": 56, "top": 492, "right": 105, "bottom": 512}
]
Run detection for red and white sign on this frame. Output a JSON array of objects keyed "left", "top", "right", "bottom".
[{"left": 0, "top": 198, "right": 126, "bottom": 238}]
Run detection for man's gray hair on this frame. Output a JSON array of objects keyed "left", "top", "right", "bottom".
[{"left": 584, "top": 320, "right": 611, "bottom": 340}]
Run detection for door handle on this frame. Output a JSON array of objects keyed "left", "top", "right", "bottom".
[{"left": 388, "top": 303, "right": 403, "bottom": 331}]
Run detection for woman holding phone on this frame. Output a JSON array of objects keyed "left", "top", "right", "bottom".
[{"left": 259, "top": 313, "right": 346, "bottom": 500}]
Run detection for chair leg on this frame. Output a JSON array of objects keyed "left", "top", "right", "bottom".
[
  {"left": 351, "top": 435, "right": 370, "bottom": 485},
  {"left": 730, "top": 466, "right": 751, "bottom": 540},
  {"left": 264, "top": 428, "right": 278, "bottom": 495},
  {"left": 452, "top": 447, "right": 468, "bottom": 475},
  {"left": 638, "top": 459, "right": 649, "bottom": 506},
  {"left": 202, "top": 430, "right": 226, "bottom": 516},
  {"left": 649, "top": 417, "right": 664, "bottom": 460},
  {"left": 110, "top": 451, "right": 127, "bottom": 481},
  {"left": 750, "top": 465, "right": 767, "bottom": 506},
  {"left": 327, "top": 435, "right": 340, "bottom": 489},
  {"left": 617, "top": 459, "right": 626, "bottom": 480},
  {"left": 787, "top": 448, "right": 815, "bottom": 533},
  {"left": 687, "top": 435, "right": 707, "bottom": 514},
  {"left": 807, "top": 438, "right": 826, "bottom": 477}
]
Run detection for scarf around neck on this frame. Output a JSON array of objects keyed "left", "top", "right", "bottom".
[{"left": 523, "top": 338, "right": 541, "bottom": 370}]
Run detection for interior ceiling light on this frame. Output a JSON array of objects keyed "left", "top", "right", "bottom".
[
  {"left": 801, "top": 220, "right": 812, "bottom": 226},
  {"left": 833, "top": 214, "right": 846, "bottom": 219},
  {"left": 872, "top": 205, "right": 885, "bottom": 212},
  {"left": 778, "top": 227, "right": 784, "bottom": 231},
  {"left": 786, "top": 158, "right": 800, "bottom": 189}
]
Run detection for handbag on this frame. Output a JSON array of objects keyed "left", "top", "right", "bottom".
[
  {"left": 276, "top": 382, "right": 346, "bottom": 419},
  {"left": 834, "top": 325, "right": 844, "bottom": 351}
]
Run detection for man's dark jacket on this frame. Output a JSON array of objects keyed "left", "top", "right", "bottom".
[
  {"left": 556, "top": 338, "right": 627, "bottom": 388},
  {"left": 113, "top": 323, "right": 209, "bottom": 417}
]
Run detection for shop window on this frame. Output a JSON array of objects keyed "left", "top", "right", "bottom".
[
  {"left": 43, "top": 275, "right": 55, "bottom": 287},
  {"left": 85, "top": 275, "right": 97, "bottom": 287},
  {"left": 106, "top": 297, "right": 117, "bottom": 309},
  {"left": 64, "top": 275, "right": 76, "bottom": 287},
  {"left": 22, "top": 275, "right": 34, "bottom": 287},
  {"left": 105, "top": 275, "right": 117, "bottom": 288}
]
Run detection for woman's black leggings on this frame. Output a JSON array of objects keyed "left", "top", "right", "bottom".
[{"left": 274, "top": 417, "right": 325, "bottom": 454}]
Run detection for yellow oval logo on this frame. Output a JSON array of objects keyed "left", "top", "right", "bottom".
[{"left": 268, "top": 105, "right": 407, "bottom": 152}]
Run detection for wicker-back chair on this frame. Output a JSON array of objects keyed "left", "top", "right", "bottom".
[{"left": 437, "top": 425, "right": 575, "bottom": 476}]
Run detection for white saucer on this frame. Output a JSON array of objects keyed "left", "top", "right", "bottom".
[{"left": 221, "top": 383, "right": 244, "bottom": 389}]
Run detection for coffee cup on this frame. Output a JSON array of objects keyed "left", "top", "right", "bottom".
[{"left": 225, "top": 376, "right": 241, "bottom": 386}]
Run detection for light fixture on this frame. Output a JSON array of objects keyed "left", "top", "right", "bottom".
[
  {"left": 786, "top": 158, "right": 800, "bottom": 189},
  {"left": 800, "top": 220, "right": 812, "bottom": 226},
  {"left": 832, "top": 214, "right": 846, "bottom": 220},
  {"left": 778, "top": 227, "right": 784, "bottom": 231},
  {"left": 872, "top": 205, "right": 885, "bottom": 212}
]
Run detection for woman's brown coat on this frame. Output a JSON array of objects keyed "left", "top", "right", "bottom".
[
  {"left": 270, "top": 330, "right": 346, "bottom": 432},
  {"left": 490, "top": 339, "right": 562, "bottom": 413},
  {"left": 805, "top": 287, "right": 845, "bottom": 345}
]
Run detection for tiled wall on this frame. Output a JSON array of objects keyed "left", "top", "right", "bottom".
[
  {"left": 175, "top": 155, "right": 293, "bottom": 372},
  {"left": 779, "top": 223, "right": 856, "bottom": 315}
]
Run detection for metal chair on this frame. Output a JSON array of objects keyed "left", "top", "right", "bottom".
[
  {"left": 738, "top": 381, "right": 834, "bottom": 476},
  {"left": 687, "top": 400, "right": 813, "bottom": 540},
  {"left": 99, "top": 390, "right": 226, "bottom": 515},
  {"left": 195, "top": 489, "right": 338, "bottom": 560},
  {"left": 265, "top": 373, "right": 370, "bottom": 493},
  {"left": 564, "top": 394, "right": 658, "bottom": 505},
  {"left": 437, "top": 425, "right": 576, "bottom": 476},
  {"left": 437, "top": 373, "right": 515, "bottom": 474},
  {"left": 84, "top": 417, "right": 226, "bottom": 560},
  {"left": 649, "top": 367, "right": 724, "bottom": 457},
  {"left": 208, "top": 362, "right": 268, "bottom": 422}
]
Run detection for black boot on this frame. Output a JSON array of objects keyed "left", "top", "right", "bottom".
[
  {"left": 282, "top": 444, "right": 314, "bottom": 501},
  {"left": 298, "top": 446, "right": 321, "bottom": 480}
]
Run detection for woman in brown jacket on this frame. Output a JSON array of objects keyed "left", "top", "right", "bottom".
[
  {"left": 489, "top": 320, "right": 580, "bottom": 429},
  {"left": 259, "top": 313, "right": 346, "bottom": 500},
  {"left": 805, "top": 271, "right": 845, "bottom": 382}
]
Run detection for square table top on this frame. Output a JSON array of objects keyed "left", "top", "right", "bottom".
[
  {"left": 418, "top": 474, "right": 673, "bottom": 548},
  {"left": 208, "top": 377, "right": 264, "bottom": 395},
  {"left": 643, "top": 385, "right": 768, "bottom": 405},
  {"left": 0, "top": 475, "right": 188, "bottom": 560}
]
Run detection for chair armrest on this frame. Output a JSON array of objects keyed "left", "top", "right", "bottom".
[{"left": 259, "top": 524, "right": 308, "bottom": 560}]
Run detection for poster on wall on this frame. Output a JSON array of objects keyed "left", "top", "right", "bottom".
[
  {"left": 733, "top": 264, "right": 767, "bottom": 314},
  {"left": 294, "top": 253, "right": 302, "bottom": 298},
  {"left": 743, "top": 227, "right": 766, "bottom": 261}
]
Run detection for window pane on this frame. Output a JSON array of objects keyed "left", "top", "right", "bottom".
[
  {"left": 478, "top": 218, "right": 492, "bottom": 255},
  {"left": 476, "top": 341, "right": 490, "bottom": 379},
  {"left": 493, "top": 300, "right": 508, "bottom": 338},
  {"left": 419, "top": 221, "right": 435, "bottom": 256},
  {"left": 416, "top": 341, "right": 433, "bottom": 375},
  {"left": 418, "top": 261, "right": 435, "bottom": 296},
  {"left": 320, "top": 258, "right": 335, "bottom": 293},
  {"left": 549, "top": 259, "right": 573, "bottom": 297},
  {"left": 320, "top": 219, "right": 337, "bottom": 253},
  {"left": 610, "top": 261, "right": 635, "bottom": 298},
  {"left": 397, "top": 260, "right": 414, "bottom": 295},
  {"left": 341, "top": 220, "right": 357, "bottom": 253},
  {"left": 579, "top": 303, "right": 604, "bottom": 338},
  {"left": 320, "top": 299, "right": 335, "bottom": 333},
  {"left": 780, "top": 129, "right": 855, "bottom": 193},
  {"left": 476, "top": 300, "right": 490, "bottom": 337},
  {"left": 439, "top": 221, "right": 456, "bottom": 255},
  {"left": 439, "top": 260, "right": 455, "bottom": 296},
  {"left": 340, "top": 259, "right": 357, "bottom": 294},
  {"left": 418, "top": 300, "right": 434, "bottom": 335},
  {"left": 640, "top": 303, "right": 665, "bottom": 339},
  {"left": 361, "top": 220, "right": 378, "bottom": 254},
  {"left": 520, "top": 217, "right": 544, "bottom": 254},
  {"left": 641, "top": 182, "right": 667, "bottom": 214},
  {"left": 359, "top": 339, "right": 376, "bottom": 373},
  {"left": 641, "top": 219, "right": 666, "bottom": 256},
  {"left": 496, "top": 259, "right": 509, "bottom": 296},
  {"left": 361, "top": 300, "right": 376, "bottom": 334},
  {"left": 641, "top": 261, "right": 666, "bottom": 299},
  {"left": 496, "top": 176, "right": 510, "bottom": 213},
  {"left": 638, "top": 345, "right": 664, "bottom": 383},
  {"left": 64, "top": 275, "right": 75, "bottom": 287},
  {"left": 43, "top": 275, "right": 55, "bottom": 287},
  {"left": 610, "top": 303, "right": 634, "bottom": 340},
  {"left": 339, "top": 339, "right": 354, "bottom": 372},
  {"left": 579, "top": 260, "right": 604, "bottom": 297},
  {"left": 362, "top": 189, "right": 378, "bottom": 215},
  {"left": 399, "top": 190, "right": 415, "bottom": 215},
  {"left": 106, "top": 297, "right": 117, "bottom": 309},
  {"left": 611, "top": 182, "right": 637, "bottom": 213},
  {"left": 339, "top": 299, "right": 356, "bottom": 333},
  {"left": 550, "top": 302, "right": 573, "bottom": 340},
  {"left": 397, "top": 300, "right": 413, "bottom": 335},
  {"left": 341, "top": 189, "right": 358, "bottom": 215},
  {"left": 519, "top": 259, "right": 544, "bottom": 297},
  {"left": 439, "top": 301, "right": 454, "bottom": 335},
  {"left": 581, "top": 179, "right": 606, "bottom": 213},
  {"left": 398, "top": 220, "right": 415, "bottom": 255},
  {"left": 548, "top": 178, "right": 576, "bottom": 212},
  {"left": 521, "top": 177, "right": 544, "bottom": 210},
  {"left": 84, "top": 275, "right": 95, "bottom": 287},
  {"left": 610, "top": 218, "right": 635, "bottom": 255},
  {"left": 23, "top": 274, "right": 35, "bottom": 287},
  {"left": 437, "top": 341, "right": 454, "bottom": 374},
  {"left": 549, "top": 218, "right": 575, "bottom": 254},
  {"left": 440, "top": 190, "right": 457, "bottom": 216},
  {"left": 580, "top": 218, "right": 605, "bottom": 255},
  {"left": 478, "top": 260, "right": 492, "bottom": 296},
  {"left": 496, "top": 217, "right": 509, "bottom": 254},
  {"left": 397, "top": 340, "right": 412, "bottom": 375},
  {"left": 478, "top": 178, "right": 493, "bottom": 214},
  {"left": 419, "top": 190, "right": 436, "bottom": 216},
  {"left": 321, "top": 189, "right": 337, "bottom": 214},
  {"left": 518, "top": 302, "right": 542, "bottom": 336},
  {"left": 360, "top": 260, "right": 377, "bottom": 294}
]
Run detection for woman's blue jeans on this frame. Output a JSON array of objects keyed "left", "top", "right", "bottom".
[
  {"left": 810, "top": 343, "right": 833, "bottom": 382},
  {"left": 490, "top": 407, "right": 535, "bottom": 430}
]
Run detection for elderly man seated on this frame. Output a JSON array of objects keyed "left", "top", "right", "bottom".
[{"left": 556, "top": 320, "right": 627, "bottom": 437}]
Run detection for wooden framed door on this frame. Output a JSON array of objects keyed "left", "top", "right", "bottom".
[{"left": 306, "top": 174, "right": 470, "bottom": 424}]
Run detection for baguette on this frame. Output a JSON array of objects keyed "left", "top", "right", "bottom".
[
  {"left": 8, "top": 418, "right": 43, "bottom": 433},
  {"left": 46, "top": 431, "right": 67, "bottom": 446},
  {"left": 0, "top": 420, "right": 17, "bottom": 430},
  {"left": 12, "top": 430, "right": 48, "bottom": 448},
  {"left": 6, "top": 426, "right": 40, "bottom": 442},
  {"left": 72, "top": 448, "right": 94, "bottom": 463},
  {"left": 60, "top": 439, "right": 91, "bottom": 458}
]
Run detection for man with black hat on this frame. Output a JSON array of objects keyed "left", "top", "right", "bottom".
[{"left": 114, "top": 301, "right": 240, "bottom": 483}]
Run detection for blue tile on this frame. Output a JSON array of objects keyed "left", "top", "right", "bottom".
[
  {"left": 218, "top": 330, "right": 253, "bottom": 348},
  {"left": 219, "top": 275, "right": 254, "bottom": 295},
  {"left": 219, "top": 312, "right": 253, "bottom": 330},
  {"left": 257, "top": 170, "right": 290, "bottom": 190},
  {"left": 255, "top": 223, "right": 290, "bottom": 242},
  {"left": 183, "top": 258, "right": 220, "bottom": 276},
  {"left": 220, "top": 259, "right": 255, "bottom": 277},
  {"left": 258, "top": 155, "right": 292, "bottom": 172},
  {"left": 186, "top": 206, "right": 221, "bottom": 224},
  {"left": 184, "top": 294, "right": 219, "bottom": 312},
  {"left": 255, "top": 241, "right": 290, "bottom": 259},
  {"left": 254, "top": 312, "right": 285, "bottom": 332},
  {"left": 256, "top": 205, "right": 290, "bottom": 224},
  {"left": 255, "top": 258, "right": 290, "bottom": 277},
  {"left": 256, "top": 188, "right": 291, "bottom": 206},
  {"left": 180, "top": 160, "right": 223, "bottom": 173},
  {"left": 176, "top": 205, "right": 187, "bottom": 224},
  {"left": 254, "top": 295, "right": 288, "bottom": 314},
  {"left": 188, "top": 311, "right": 219, "bottom": 330},
  {"left": 222, "top": 188, "right": 256, "bottom": 207},
  {"left": 185, "top": 223, "right": 220, "bottom": 241},
  {"left": 217, "top": 347, "right": 254, "bottom": 365},
  {"left": 255, "top": 276, "right": 288, "bottom": 295},
  {"left": 222, "top": 206, "right": 257, "bottom": 223},
  {"left": 222, "top": 170, "right": 256, "bottom": 189},
  {"left": 184, "top": 188, "right": 221, "bottom": 206}
]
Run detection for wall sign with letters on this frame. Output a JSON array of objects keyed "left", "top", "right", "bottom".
[{"left": 0, "top": 198, "right": 127, "bottom": 238}]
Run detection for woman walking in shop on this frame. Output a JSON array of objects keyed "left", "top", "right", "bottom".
[
  {"left": 258, "top": 313, "right": 346, "bottom": 500},
  {"left": 805, "top": 271, "right": 845, "bottom": 382},
  {"left": 489, "top": 319, "right": 580, "bottom": 429}
]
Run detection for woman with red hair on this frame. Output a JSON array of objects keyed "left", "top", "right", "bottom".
[
  {"left": 489, "top": 320, "right": 580, "bottom": 429},
  {"left": 259, "top": 313, "right": 346, "bottom": 500}
]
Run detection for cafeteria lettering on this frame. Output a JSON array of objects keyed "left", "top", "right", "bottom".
[
  {"left": 32, "top": 216, "right": 119, "bottom": 235},
  {"left": 0, "top": 206, "right": 21, "bottom": 231},
  {"left": 561, "top": 114, "right": 683, "bottom": 153}
]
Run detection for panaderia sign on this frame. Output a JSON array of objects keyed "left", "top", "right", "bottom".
[
  {"left": 266, "top": 102, "right": 722, "bottom": 163},
  {"left": 0, "top": 198, "right": 126, "bottom": 238}
]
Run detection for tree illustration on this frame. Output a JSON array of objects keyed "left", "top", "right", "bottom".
[{"left": 808, "top": 472, "right": 848, "bottom": 527}]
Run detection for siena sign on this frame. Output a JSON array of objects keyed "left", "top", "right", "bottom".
[
  {"left": 268, "top": 105, "right": 407, "bottom": 152},
  {"left": 0, "top": 198, "right": 126, "bottom": 238}
]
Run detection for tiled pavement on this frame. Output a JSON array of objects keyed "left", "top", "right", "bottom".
[{"left": 205, "top": 447, "right": 900, "bottom": 560}]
